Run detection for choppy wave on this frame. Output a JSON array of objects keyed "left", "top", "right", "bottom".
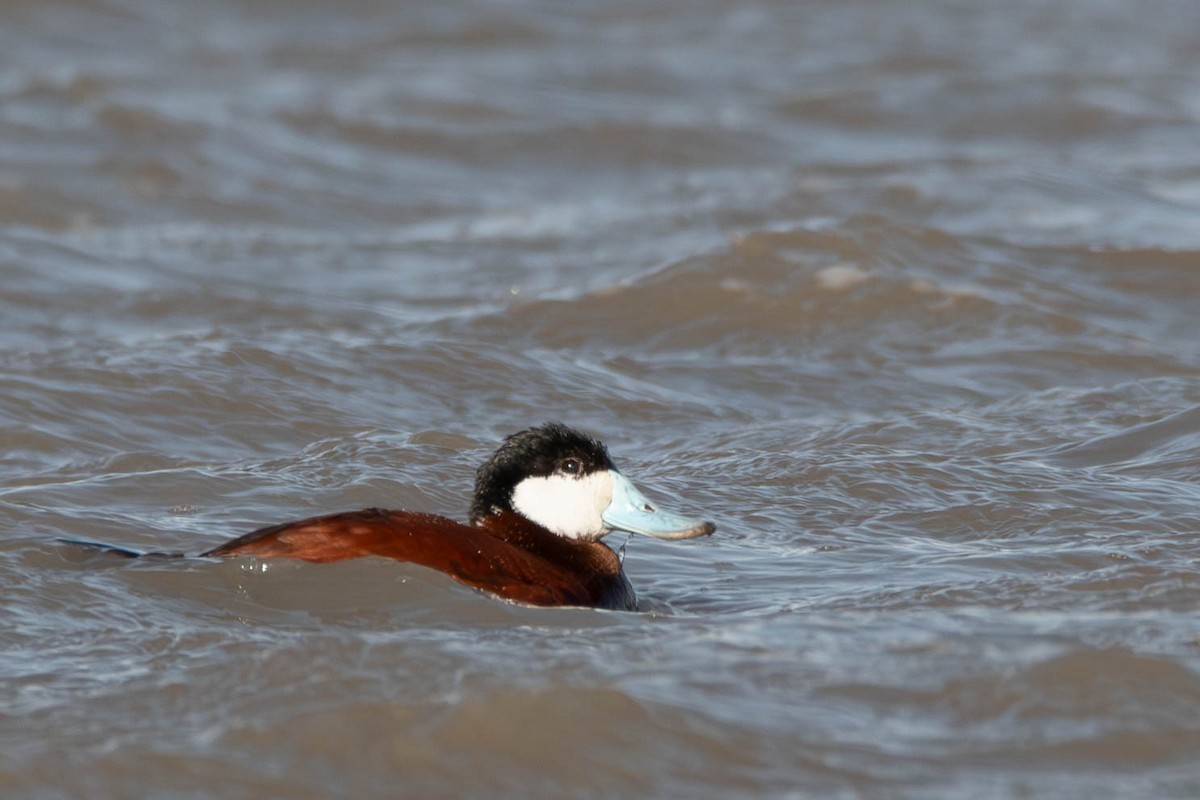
[{"left": 4, "top": 0, "right": 1200, "bottom": 797}]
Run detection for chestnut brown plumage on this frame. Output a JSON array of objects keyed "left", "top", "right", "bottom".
[{"left": 202, "top": 507, "right": 636, "bottom": 609}]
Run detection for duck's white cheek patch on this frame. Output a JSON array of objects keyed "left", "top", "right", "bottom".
[{"left": 511, "top": 470, "right": 615, "bottom": 540}]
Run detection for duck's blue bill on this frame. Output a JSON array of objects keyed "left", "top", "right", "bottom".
[{"left": 601, "top": 471, "right": 715, "bottom": 540}]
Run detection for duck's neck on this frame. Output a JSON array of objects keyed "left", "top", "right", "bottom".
[
  {"left": 478, "top": 510, "right": 616, "bottom": 562},
  {"left": 477, "top": 510, "right": 636, "bottom": 611}
]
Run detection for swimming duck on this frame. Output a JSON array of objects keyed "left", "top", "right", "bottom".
[{"left": 114, "top": 423, "right": 713, "bottom": 610}]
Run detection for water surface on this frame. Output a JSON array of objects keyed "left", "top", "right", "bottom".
[{"left": 3, "top": 0, "right": 1200, "bottom": 797}]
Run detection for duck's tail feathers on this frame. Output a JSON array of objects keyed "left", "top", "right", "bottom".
[{"left": 57, "top": 538, "right": 187, "bottom": 559}]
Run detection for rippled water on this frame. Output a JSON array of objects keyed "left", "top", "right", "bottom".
[{"left": 3, "top": 0, "right": 1200, "bottom": 797}]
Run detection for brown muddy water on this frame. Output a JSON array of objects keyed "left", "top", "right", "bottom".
[{"left": 3, "top": 1, "right": 1200, "bottom": 797}]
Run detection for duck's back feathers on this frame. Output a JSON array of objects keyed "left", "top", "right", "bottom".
[{"left": 201, "top": 507, "right": 636, "bottom": 609}]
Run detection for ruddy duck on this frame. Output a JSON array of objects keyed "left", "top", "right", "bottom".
[{"left": 74, "top": 424, "right": 714, "bottom": 610}]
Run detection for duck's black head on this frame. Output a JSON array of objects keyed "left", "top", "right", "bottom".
[
  {"left": 469, "top": 423, "right": 614, "bottom": 530},
  {"left": 469, "top": 422, "right": 715, "bottom": 542}
]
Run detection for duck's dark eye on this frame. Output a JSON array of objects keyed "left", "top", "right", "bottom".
[{"left": 560, "top": 458, "right": 582, "bottom": 476}]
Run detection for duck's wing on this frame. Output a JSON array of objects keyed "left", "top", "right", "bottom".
[
  {"left": 202, "top": 507, "right": 596, "bottom": 607},
  {"left": 201, "top": 507, "right": 444, "bottom": 562}
]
